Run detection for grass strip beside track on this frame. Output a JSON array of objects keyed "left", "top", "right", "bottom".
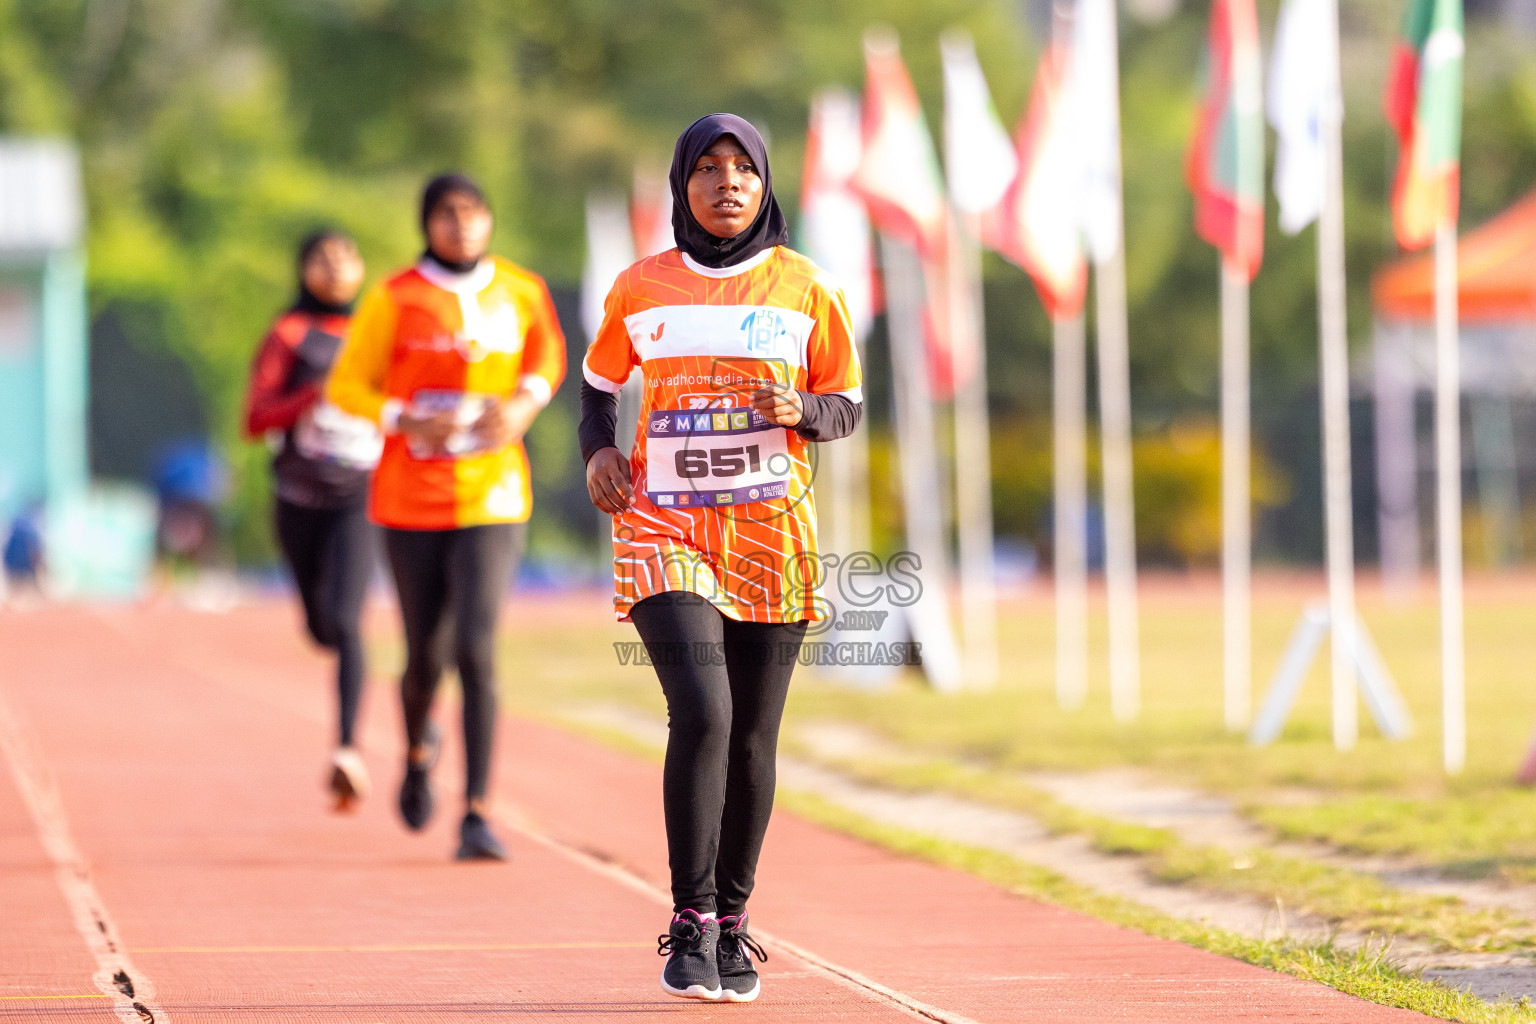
[
  {"left": 779, "top": 790, "right": 1536, "bottom": 1024},
  {"left": 1251, "top": 794, "right": 1536, "bottom": 884},
  {"left": 808, "top": 753, "right": 1526, "bottom": 951}
]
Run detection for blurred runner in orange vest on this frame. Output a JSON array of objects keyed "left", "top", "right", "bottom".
[{"left": 329, "top": 174, "right": 566, "bottom": 860}]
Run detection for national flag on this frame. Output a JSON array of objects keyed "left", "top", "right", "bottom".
[
  {"left": 919, "top": 233, "right": 966, "bottom": 399},
  {"left": 581, "top": 192, "right": 637, "bottom": 342},
  {"left": 853, "top": 29, "right": 948, "bottom": 255},
  {"left": 630, "top": 166, "right": 674, "bottom": 259},
  {"left": 939, "top": 30, "right": 1012, "bottom": 395},
  {"left": 853, "top": 29, "right": 966, "bottom": 397},
  {"left": 1267, "top": 0, "right": 1337, "bottom": 235},
  {"left": 940, "top": 31, "right": 1018, "bottom": 216},
  {"left": 1071, "top": 0, "right": 1125, "bottom": 262},
  {"left": 801, "top": 87, "right": 876, "bottom": 341},
  {"left": 1186, "top": 0, "right": 1264, "bottom": 279},
  {"left": 1383, "top": 0, "right": 1464, "bottom": 250},
  {"left": 988, "top": 40, "right": 1088, "bottom": 319}
]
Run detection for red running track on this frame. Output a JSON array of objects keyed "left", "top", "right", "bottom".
[{"left": 0, "top": 601, "right": 1432, "bottom": 1022}]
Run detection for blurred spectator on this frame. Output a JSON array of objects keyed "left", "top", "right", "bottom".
[
  {"left": 152, "top": 439, "right": 228, "bottom": 572},
  {"left": 3, "top": 507, "right": 45, "bottom": 597}
]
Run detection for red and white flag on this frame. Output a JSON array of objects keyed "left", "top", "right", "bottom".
[
  {"left": 630, "top": 166, "right": 674, "bottom": 259},
  {"left": 853, "top": 29, "right": 966, "bottom": 396},
  {"left": 988, "top": 40, "right": 1088, "bottom": 319},
  {"left": 802, "top": 88, "right": 876, "bottom": 341},
  {"left": 853, "top": 29, "right": 948, "bottom": 256}
]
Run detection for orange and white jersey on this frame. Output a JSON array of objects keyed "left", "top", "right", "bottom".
[
  {"left": 327, "top": 256, "right": 566, "bottom": 530},
  {"left": 583, "top": 245, "right": 862, "bottom": 623}
]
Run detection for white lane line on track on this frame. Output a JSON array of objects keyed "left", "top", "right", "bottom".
[
  {"left": 492, "top": 798, "right": 984, "bottom": 1024},
  {"left": 0, "top": 678, "right": 169, "bottom": 1024}
]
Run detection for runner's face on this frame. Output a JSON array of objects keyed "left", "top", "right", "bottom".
[
  {"left": 426, "top": 192, "right": 493, "bottom": 265},
  {"left": 687, "top": 137, "right": 763, "bottom": 239},
  {"left": 301, "top": 237, "right": 364, "bottom": 306}
]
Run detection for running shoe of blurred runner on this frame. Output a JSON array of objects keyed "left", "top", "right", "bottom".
[
  {"left": 329, "top": 173, "right": 565, "bottom": 856},
  {"left": 243, "top": 229, "right": 381, "bottom": 813},
  {"left": 398, "top": 720, "right": 440, "bottom": 830},
  {"left": 455, "top": 810, "right": 507, "bottom": 861},
  {"left": 580, "top": 114, "right": 862, "bottom": 999}
]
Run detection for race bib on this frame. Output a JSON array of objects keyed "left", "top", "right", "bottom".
[
  {"left": 293, "top": 401, "right": 383, "bottom": 470},
  {"left": 405, "top": 389, "right": 494, "bottom": 460},
  {"left": 644, "top": 407, "right": 793, "bottom": 508}
]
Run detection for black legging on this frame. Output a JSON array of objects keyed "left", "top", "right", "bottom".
[
  {"left": 383, "top": 522, "right": 525, "bottom": 804},
  {"left": 274, "top": 498, "right": 375, "bottom": 747},
  {"left": 629, "top": 591, "right": 808, "bottom": 917}
]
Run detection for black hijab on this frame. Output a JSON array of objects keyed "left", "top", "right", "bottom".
[
  {"left": 291, "top": 228, "right": 356, "bottom": 317},
  {"left": 669, "top": 113, "right": 789, "bottom": 269}
]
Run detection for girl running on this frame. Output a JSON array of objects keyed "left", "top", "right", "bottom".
[
  {"left": 243, "top": 229, "right": 380, "bottom": 812},
  {"left": 328, "top": 174, "right": 566, "bottom": 860},
  {"left": 580, "top": 114, "right": 863, "bottom": 1001}
]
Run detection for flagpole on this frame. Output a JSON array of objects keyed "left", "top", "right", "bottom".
[
  {"left": 1096, "top": 243, "right": 1139, "bottom": 722},
  {"left": 1316, "top": 10, "right": 1358, "bottom": 751},
  {"left": 1054, "top": 311, "right": 1089, "bottom": 711},
  {"left": 1219, "top": 259, "right": 1251, "bottom": 731},
  {"left": 822, "top": 356, "right": 873, "bottom": 558},
  {"left": 953, "top": 212, "right": 1000, "bottom": 689},
  {"left": 881, "top": 234, "right": 965, "bottom": 692},
  {"left": 1434, "top": 217, "right": 1465, "bottom": 773}
]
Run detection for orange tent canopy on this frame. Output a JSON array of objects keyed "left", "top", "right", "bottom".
[{"left": 1372, "top": 187, "right": 1536, "bottom": 323}]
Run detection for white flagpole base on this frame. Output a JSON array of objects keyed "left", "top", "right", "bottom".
[{"left": 1249, "top": 602, "right": 1413, "bottom": 746}]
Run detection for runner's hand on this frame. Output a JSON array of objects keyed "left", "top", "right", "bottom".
[
  {"left": 750, "top": 383, "right": 803, "bottom": 427},
  {"left": 398, "top": 408, "right": 457, "bottom": 449},
  {"left": 471, "top": 394, "right": 538, "bottom": 450},
  {"left": 586, "top": 447, "right": 634, "bottom": 515}
]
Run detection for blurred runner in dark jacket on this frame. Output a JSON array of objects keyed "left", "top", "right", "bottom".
[{"left": 244, "top": 229, "right": 381, "bottom": 812}]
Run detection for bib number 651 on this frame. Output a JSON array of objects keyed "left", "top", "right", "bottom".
[{"left": 676, "top": 445, "right": 764, "bottom": 479}]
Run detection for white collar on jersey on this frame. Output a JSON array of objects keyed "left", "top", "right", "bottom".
[
  {"left": 416, "top": 257, "right": 496, "bottom": 294},
  {"left": 679, "top": 247, "right": 777, "bottom": 279}
]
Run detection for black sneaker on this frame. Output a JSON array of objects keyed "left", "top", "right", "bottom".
[
  {"left": 716, "top": 913, "right": 767, "bottom": 1002},
  {"left": 657, "top": 910, "right": 721, "bottom": 1000},
  {"left": 455, "top": 812, "right": 508, "bottom": 861},
  {"left": 397, "top": 721, "right": 440, "bottom": 831}
]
